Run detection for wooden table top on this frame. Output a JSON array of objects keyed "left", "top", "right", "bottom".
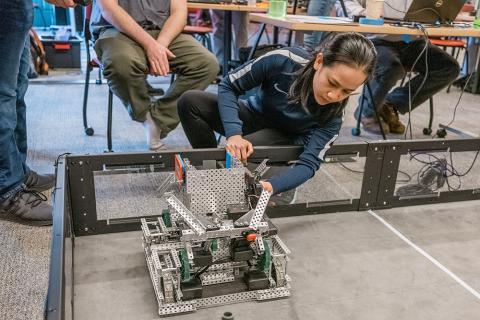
[{"left": 250, "top": 14, "right": 480, "bottom": 38}]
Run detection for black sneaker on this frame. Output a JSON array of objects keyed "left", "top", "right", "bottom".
[
  {"left": 24, "top": 170, "right": 55, "bottom": 192},
  {"left": 0, "top": 188, "right": 52, "bottom": 226}
]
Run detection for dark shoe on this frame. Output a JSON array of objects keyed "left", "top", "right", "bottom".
[
  {"left": 360, "top": 116, "right": 390, "bottom": 135},
  {"left": 0, "top": 188, "right": 52, "bottom": 226},
  {"left": 146, "top": 82, "right": 165, "bottom": 96},
  {"left": 379, "top": 103, "right": 405, "bottom": 134},
  {"left": 24, "top": 170, "right": 55, "bottom": 192}
]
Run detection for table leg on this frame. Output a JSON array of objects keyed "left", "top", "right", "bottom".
[
  {"left": 247, "top": 23, "right": 266, "bottom": 61},
  {"left": 273, "top": 26, "right": 279, "bottom": 44},
  {"left": 223, "top": 10, "right": 232, "bottom": 76}
]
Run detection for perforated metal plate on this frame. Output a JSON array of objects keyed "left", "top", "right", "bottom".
[
  {"left": 166, "top": 195, "right": 206, "bottom": 235},
  {"left": 249, "top": 189, "right": 271, "bottom": 229},
  {"left": 186, "top": 168, "right": 246, "bottom": 214}
]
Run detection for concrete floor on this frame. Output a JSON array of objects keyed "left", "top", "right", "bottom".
[{"left": 74, "top": 200, "right": 480, "bottom": 320}]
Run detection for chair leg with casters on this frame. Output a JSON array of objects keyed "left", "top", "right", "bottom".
[
  {"left": 83, "top": 62, "right": 95, "bottom": 136},
  {"left": 436, "top": 127, "right": 447, "bottom": 138},
  {"left": 106, "top": 89, "right": 114, "bottom": 153},
  {"left": 423, "top": 97, "right": 434, "bottom": 135},
  {"left": 96, "top": 67, "right": 103, "bottom": 85},
  {"left": 352, "top": 83, "right": 386, "bottom": 140},
  {"left": 352, "top": 87, "right": 365, "bottom": 136}
]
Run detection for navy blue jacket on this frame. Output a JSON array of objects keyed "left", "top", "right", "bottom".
[{"left": 218, "top": 47, "right": 345, "bottom": 194}]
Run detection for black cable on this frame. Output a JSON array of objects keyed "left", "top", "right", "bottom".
[
  {"left": 338, "top": 162, "right": 411, "bottom": 182},
  {"left": 404, "top": 24, "right": 429, "bottom": 140},
  {"left": 54, "top": 152, "right": 71, "bottom": 167},
  {"left": 383, "top": 1, "right": 407, "bottom": 14},
  {"left": 449, "top": 149, "right": 480, "bottom": 177},
  {"left": 441, "top": 71, "right": 475, "bottom": 130},
  {"left": 407, "top": 149, "right": 480, "bottom": 192},
  {"left": 338, "top": 162, "right": 363, "bottom": 174}
]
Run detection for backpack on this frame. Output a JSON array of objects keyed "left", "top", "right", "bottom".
[{"left": 29, "top": 29, "right": 49, "bottom": 76}]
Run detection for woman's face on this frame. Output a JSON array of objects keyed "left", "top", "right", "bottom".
[{"left": 312, "top": 53, "right": 368, "bottom": 105}]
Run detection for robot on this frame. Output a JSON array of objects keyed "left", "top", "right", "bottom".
[{"left": 141, "top": 152, "right": 291, "bottom": 316}]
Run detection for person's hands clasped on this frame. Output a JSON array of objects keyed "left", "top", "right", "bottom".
[
  {"left": 145, "top": 41, "right": 176, "bottom": 77},
  {"left": 226, "top": 135, "right": 253, "bottom": 163},
  {"left": 45, "top": 0, "right": 76, "bottom": 8}
]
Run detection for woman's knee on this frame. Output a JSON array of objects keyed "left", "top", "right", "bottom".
[
  {"left": 178, "top": 90, "right": 207, "bottom": 119},
  {"left": 178, "top": 90, "right": 219, "bottom": 120}
]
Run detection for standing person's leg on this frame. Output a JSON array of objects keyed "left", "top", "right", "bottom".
[
  {"left": 0, "top": 0, "right": 51, "bottom": 224},
  {"left": 303, "top": 0, "right": 337, "bottom": 52},
  {"left": 356, "top": 42, "right": 405, "bottom": 134},
  {"left": 15, "top": 37, "right": 31, "bottom": 165},
  {"left": 232, "top": 12, "right": 249, "bottom": 60},
  {"left": 387, "top": 40, "right": 460, "bottom": 114},
  {"left": 150, "top": 34, "right": 219, "bottom": 137},
  {"left": 0, "top": 5, "right": 31, "bottom": 199}
]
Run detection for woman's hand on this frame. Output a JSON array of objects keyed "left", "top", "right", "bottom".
[
  {"left": 259, "top": 181, "right": 273, "bottom": 193},
  {"left": 226, "top": 135, "right": 253, "bottom": 163}
]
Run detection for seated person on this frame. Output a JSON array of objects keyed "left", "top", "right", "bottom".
[
  {"left": 211, "top": 10, "right": 249, "bottom": 70},
  {"left": 91, "top": 0, "right": 219, "bottom": 150},
  {"left": 178, "top": 32, "right": 377, "bottom": 194},
  {"left": 342, "top": 0, "right": 460, "bottom": 134},
  {"left": 304, "top": 0, "right": 338, "bottom": 52}
]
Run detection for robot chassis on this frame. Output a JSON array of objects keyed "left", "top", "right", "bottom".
[{"left": 141, "top": 153, "right": 291, "bottom": 316}]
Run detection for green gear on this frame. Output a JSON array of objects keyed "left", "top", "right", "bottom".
[
  {"left": 256, "top": 240, "right": 271, "bottom": 274},
  {"left": 161, "top": 209, "right": 172, "bottom": 227},
  {"left": 179, "top": 249, "right": 191, "bottom": 282}
]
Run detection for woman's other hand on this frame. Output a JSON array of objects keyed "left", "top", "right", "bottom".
[{"left": 226, "top": 135, "right": 253, "bottom": 163}]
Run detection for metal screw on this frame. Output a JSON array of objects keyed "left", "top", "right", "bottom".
[
  {"left": 383, "top": 201, "right": 387, "bottom": 205},
  {"left": 80, "top": 178, "right": 84, "bottom": 182},
  {"left": 366, "top": 203, "right": 369, "bottom": 207},
  {"left": 84, "top": 228, "right": 88, "bottom": 231},
  {"left": 79, "top": 161, "right": 83, "bottom": 165}
]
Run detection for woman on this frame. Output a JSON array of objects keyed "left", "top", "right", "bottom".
[{"left": 178, "top": 32, "right": 376, "bottom": 195}]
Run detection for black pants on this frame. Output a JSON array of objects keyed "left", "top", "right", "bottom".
[
  {"left": 178, "top": 90, "right": 296, "bottom": 148},
  {"left": 358, "top": 39, "right": 460, "bottom": 117}
]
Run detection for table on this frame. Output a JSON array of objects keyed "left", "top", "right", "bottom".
[
  {"left": 187, "top": 3, "right": 267, "bottom": 76},
  {"left": 249, "top": 13, "right": 480, "bottom": 37},
  {"left": 248, "top": 13, "right": 480, "bottom": 139}
]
